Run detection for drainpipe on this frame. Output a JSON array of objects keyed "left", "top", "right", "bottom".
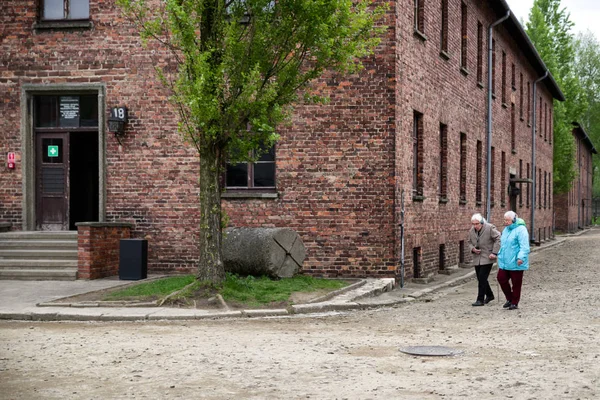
[
  {"left": 531, "top": 70, "right": 549, "bottom": 242},
  {"left": 578, "top": 140, "right": 581, "bottom": 228},
  {"left": 486, "top": 11, "right": 510, "bottom": 221}
]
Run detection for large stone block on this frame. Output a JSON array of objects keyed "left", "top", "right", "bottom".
[{"left": 223, "top": 228, "right": 306, "bottom": 278}]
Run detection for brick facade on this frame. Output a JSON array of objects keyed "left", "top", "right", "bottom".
[
  {"left": 1, "top": 1, "right": 562, "bottom": 280},
  {"left": 554, "top": 125, "right": 597, "bottom": 233}
]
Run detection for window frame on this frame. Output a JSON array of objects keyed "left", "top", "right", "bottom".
[
  {"left": 40, "top": 0, "right": 90, "bottom": 22},
  {"left": 224, "top": 145, "right": 277, "bottom": 193}
]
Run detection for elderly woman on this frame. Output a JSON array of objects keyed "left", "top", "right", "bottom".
[
  {"left": 497, "top": 211, "right": 530, "bottom": 310},
  {"left": 467, "top": 213, "right": 501, "bottom": 306}
]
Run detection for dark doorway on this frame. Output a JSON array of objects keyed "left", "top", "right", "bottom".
[{"left": 69, "top": 133, "right": 99, "bottom": 229}]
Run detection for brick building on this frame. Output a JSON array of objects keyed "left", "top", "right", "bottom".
[
  {"left": 553, "top": 124, "right": 597, "bottom": 233},
  {"left": 0, "top": 0, "right": 563, "bottom": 281}
]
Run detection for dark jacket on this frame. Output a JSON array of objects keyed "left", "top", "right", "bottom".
[{"left": 467, "top": 222, "right": 501, "bottom": 266}]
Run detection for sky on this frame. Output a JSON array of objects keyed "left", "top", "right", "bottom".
[{"left": 504, "top": 0, "right": 600, "bottom": 40}]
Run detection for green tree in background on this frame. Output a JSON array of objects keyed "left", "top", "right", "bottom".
[
  {"left": 574, "top": 31, "right": 600, "bottom": 196},
  {"left": 526, "top": 0, "right": 586, "bottom": 194},
  {"left": 117, "top": 0, "right": 386, "bottom": 283}
]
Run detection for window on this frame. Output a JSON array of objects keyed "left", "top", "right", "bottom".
[
  {"left": 42, "top": 0, "right": 89, "bottom": 20},
  {"left": 539, "top": 97, "right": 543, "bottom": 137},
  {"left": 544, "top": 102, "right": 548, "bottom": 142},
  {"left": 511, "top": 63, "right": 516, "bottom": 90},
  {"left": 549, "top": 109, "right": 553, "bottom": 144},
  {"left": 35, "top": 95, "right": 98, "bottom": 128},
  {"left": 226, "top": 145, "right": 276, "bottom": 190},
  {"left": 544, "top": 171, "right": 547, "bottom": 208},
  {"left": 538, "top": 168, "right": 542, "bottom": 209},
  {"left": 501, "top": 51, "right": 507, "bottom": 104},
  {"left": 501, "top": 151, "right": 506, "bottom": 206},
  {"left": 439, "top": 123, "right": 448, "bottom": 200},
  {"left": 519, "top": 73, "right": 524, "bottom": 120},
  {"left": 477, "top": 22, "right": 483, "bottom": 84},
  {"left": 527, "top": 81, "right": 531, "bottom": 125},
  {"left": 511, "top": 103, "right": 516, "bottom": 152},
  {"left": 414, "top": 0, "right": 424, "bottom": 34},
  {"left": 440, "top": 0, "right": 449, "bottom": 54},
  {"left": 476, "top": 140, "right": 482, "bottom": 204},
  {"left": 460, "top": 132, "right": 467, "bottom": 203},
  {"left": 460, "top": 2, "right": 468, "bottom": 70},
  {"left": 549, "top": 172, "right": 552, "bottom": 206},
  {"left": 413, "top": 111, "right": 424, "bottom": 198}
]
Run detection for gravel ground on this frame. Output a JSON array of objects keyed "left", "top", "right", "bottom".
[{"left": 1, "top": 228, "right": 599, "bottom": 400}]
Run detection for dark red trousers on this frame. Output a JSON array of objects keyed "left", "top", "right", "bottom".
[{"left": 497, "top": 269, "right": 524, "bottom": 305}]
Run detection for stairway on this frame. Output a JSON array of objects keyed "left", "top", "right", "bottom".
[{"left": 0, "top": 231, "right": 78, "bottom": 280}]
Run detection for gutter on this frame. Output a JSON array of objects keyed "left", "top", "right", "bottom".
[{"left": 486, "top": 10, "right": 510, "bottom": 221}]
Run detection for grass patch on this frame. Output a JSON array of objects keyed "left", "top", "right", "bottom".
[
  {"left": 103, "top": 273, "right": 349, "bottom": 307},
  {"left": 220, "top": 274, "right": 348, "bottom": 306},
  {"left": 104, "top": 275, "right": 196, "bottom": 301}
]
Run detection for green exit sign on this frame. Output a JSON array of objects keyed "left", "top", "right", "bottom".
[{"left": 47, "top": 146, "right": 59, "bottom": 157}]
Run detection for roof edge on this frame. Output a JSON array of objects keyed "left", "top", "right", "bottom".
[
  {"left": 497, "top": 0, "right": 566, "bottom": 101},
  {"left": 573, "top": 122, "right": 598, "bottom": 154}
]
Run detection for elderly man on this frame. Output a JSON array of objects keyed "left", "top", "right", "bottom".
[
  {"left": 467, "top": 213, "right": 501, "bottom": 306},
  {"left": 497, "top": 211, "right": 530, "bottom": 310}
]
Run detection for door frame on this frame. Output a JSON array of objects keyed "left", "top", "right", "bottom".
[{"left": 20, "top": 83, "right": 107, "bottom": 231}]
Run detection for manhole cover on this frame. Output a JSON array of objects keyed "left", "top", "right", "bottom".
[{"left": 399, "top": 346, "right": 462, "bottom": 356}]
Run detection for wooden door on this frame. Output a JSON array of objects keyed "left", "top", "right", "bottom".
[{"left": 36, "top": 133, "right": 69, "bottom": 231}]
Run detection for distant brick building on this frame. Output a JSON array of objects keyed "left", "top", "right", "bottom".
[
  {"left": 554, "top": 124, "right": 597, "bottom": 233},
  {"left": 0, "top": 0, "right": 563, "bottom": 280}
]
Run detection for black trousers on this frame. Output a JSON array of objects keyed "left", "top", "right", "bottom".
[{"left": 474, "top": 264, "right": 494, "bottom": 302}]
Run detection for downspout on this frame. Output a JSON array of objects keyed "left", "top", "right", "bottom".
[
  {"left": 531, "top": 70, "right": 549, "bottom": 242},
  {"left": 578, "top": 140, "right": 581, "bottom": 228},
  {"left": 486, "top": 10, "right": 510, "bottom": 221}
]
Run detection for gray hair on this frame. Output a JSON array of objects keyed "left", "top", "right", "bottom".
[
  {"left": 471, "top": 213, "right": 485, "bottom": 224},
  {"left": 504, "top": 211, "right": 517, "bottom": 221}
]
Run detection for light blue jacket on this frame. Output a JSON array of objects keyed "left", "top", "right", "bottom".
[{"left": 498, "top": 218, "right": 530, "bottom": 271}]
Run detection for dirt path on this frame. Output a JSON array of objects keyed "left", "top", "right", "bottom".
[{"left": 1, "top": 229, "right": 599, "bottom": 399}]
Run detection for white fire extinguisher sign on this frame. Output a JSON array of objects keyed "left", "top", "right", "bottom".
[{"left": 7, "top": 152, "right": 15, "bottom": 169}]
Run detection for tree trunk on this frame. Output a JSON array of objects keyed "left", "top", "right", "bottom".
[{"left": 197, "top": 144, "right": 226, "bottom": 284}]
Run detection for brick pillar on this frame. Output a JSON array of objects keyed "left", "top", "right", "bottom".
[{"left": 76, "top": 222, "right": 134, "bottom": 280}]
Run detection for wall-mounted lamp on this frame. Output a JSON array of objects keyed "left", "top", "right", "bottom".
[{"left": 108, "top": 106, "right": 128, "bottom": 145}]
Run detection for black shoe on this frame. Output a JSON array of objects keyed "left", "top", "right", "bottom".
[
  {"left": 472, "top": 301, "right": 484, "bottom": 306},
  {"left": 508, "top": 304, "right": 518, "bottom": 310},
  {"left": 503, "top": 301, "right": 511, "bottom": 308},
  {"left": 484, "top": 296, "right": 495, "bottom": 304}
]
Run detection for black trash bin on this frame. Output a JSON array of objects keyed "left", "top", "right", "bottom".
[{"left": 119, "top": 239, "right": 148, "bottom": 280}]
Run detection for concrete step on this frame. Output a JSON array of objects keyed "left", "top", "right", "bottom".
[
  {"left": 0, "top": 249, "right": 78, "bottom": 260},
  {"left": 0, "top": 231, "right": 79, "bottom": 280},
  {"left": 0, "top": 259, "right": 79, "bottom": 269},
  {"left": 0, "top": 231, "right": 77, "bottom": 240},
  {"left": 0, "top": 240, "right": 78, "bottom": 250},
  {"left": 0, "top": 268, "right": 78, "bottom": 280}
]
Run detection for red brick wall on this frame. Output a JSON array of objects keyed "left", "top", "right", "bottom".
[
  {"left": 393, "top": 0, "right": 555, "bottom": 276},
  {"left": 0, "top": 0, "right": 201, "bottom": 274},
  {"left": 77, "top": 223, "right": 132, "bottom": 279},
  {"left": 0, "top": 0, "right": 558, "bottom": 280},
  {"left": 554, "top": 128, "right": 595, "bottom": 232}
]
